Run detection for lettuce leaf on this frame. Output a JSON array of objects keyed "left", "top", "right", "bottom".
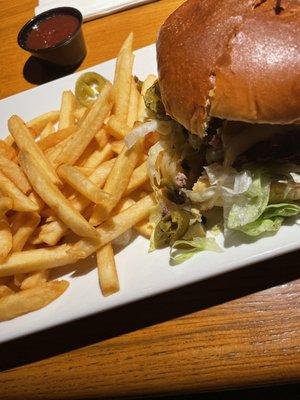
[
  {"left": 227, "top": 169, "right": 270, "bottom": 229},
  {"left": 237, "top": 203, "right": 300, "bottom": 236},
  {"left": 170, "top": 237, "right": 222, "bottom": 264}
]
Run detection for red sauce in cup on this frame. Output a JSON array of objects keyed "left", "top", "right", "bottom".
[{"left": 25, "top": 14, "right": 79, "bottom": 50}]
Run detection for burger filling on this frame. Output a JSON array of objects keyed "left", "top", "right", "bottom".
[{"left": 127, "top": 80, "right": 300, "bottom": 262}]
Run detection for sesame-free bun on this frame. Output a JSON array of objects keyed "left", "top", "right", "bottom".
[{"left": 157, "top": 0, "right": 300, "bottom": 136}]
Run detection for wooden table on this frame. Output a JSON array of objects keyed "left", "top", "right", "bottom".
[{"left": 0, "top": 1, "right": 299, "bottom": 399}]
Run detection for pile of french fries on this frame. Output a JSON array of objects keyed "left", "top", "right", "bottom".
[{"left": 0, "top": 33, "right": 158, "bottom": 321}]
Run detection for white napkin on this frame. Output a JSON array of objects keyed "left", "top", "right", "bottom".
[{"left": 35, "top": 0, "right": 158, "bottom": 21}]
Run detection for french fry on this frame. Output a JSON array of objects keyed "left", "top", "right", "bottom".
[
  {"left": 89, "top": 141, "right": 142, "bottom": 226},
  {"left": 0, "top": 194, "right": 155, "bottom": 277},
  {"left": 0, "top": 139, "right": 17, "bottom": 160},
  {"left": 39, "top": 121, "right": 55, "bottom": 140},
  {"left": 124, "top": 161, "right": 148, "bottom": 195},
  {"left": 11, "top": 212, "right": 41, "bottom": 252},
  {"left": 95, "top": 128, "right": 109, "bottom": 148},
  {"left": 110, "top": 140, "right": 125, "bottom": 155},
  {"left": 58, "top": 90, "right": 76, "bottom": 129},
  {"left": 82, "top": 143, "right": 113, "bottom": 169},
  {"left": 8, "top": 115, "right": 61, "bottom": 185},
  {"left": 137, "top": 74, "right": 157, "bottom": 121},
  {"left": 39, "top": 158, "right": 116, "bottom": 245},
  {"left": 0, "top": 153, "right": 31, "bottom": 194},
  {"left": 0, "top": 34, "right": 156, "bottom": 320},
  {"left": 0, "top": 197, "right": 13, "bottom": 218},
  {"left": 0, "top": 218, "right": 12, "bottom": 263},
  {"left": 57, "top": 164, "right": 115, "bottom": 204},
  {"left": 26, "top": 110, "right": 59, "bottom": 134},
  {"left": 74, "top": 106, "right": 87, "bottom": 121},
  {"left": 134, "top": 219, "right": 153, "bottom": 238},
  {"left": 20, "top": 270, "right": 49, "bottom": 290},
  {"left": 75, "top": 166, "right": 96, "bottom": 176},
  {"left": 75, "top": 140, "right": 98, "bottom": 166},
  {"left": 38, "top": 126, "right": 76, "bottom": 151},
  {"left": 0, "top": 171, "right": 38, "bottom": 212},
  {"left": 19, "top": 151, "right": 99, "bottom": 240},
  {"left": 97, "top": 243, "right": 119, "bottom": 296},
  {"left": 113, "top": 33, "right": 134, "bottom": 121},
  {"left": 0, "top": 280, "right": 69, "bottom": 321},
  {"left": 0, "top": 285, "right": 14, "bottom": 298},
  {"left": 112, "top": 197, "right": 135, "bottom": 215},
  {"left": 0, "top": 244, "right": 77, "bottom": 277},
  {"left": 45, "top": 137, "right": 70, "bottom": 164},
  {"left": 106, "top": 115, "right": 131, "bottom": 140},
  {"left": 28, "top": 191, "right": 44, "bottom": 212},
  {"left": 54, "top": 82, "right": 114, "bottom": 166},
  {"left": 74, "top": 194, "right": 156, "bottom": 258},
  {"left": 127, "top": 77, "right": 140, "bottom": 128}
]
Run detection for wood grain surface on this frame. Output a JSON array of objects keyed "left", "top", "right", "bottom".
[{"left": 0, "top": 1, "right": 299, "bottom": 399}]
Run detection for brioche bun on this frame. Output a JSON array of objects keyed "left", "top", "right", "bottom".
[{"left": 157, "top": 0, "right": 300, "bottom": 136}]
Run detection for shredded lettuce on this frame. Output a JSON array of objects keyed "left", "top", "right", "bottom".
[
  {"left": 227, "top": 169, "right": 270, "bottom": 229},
  {"left": 170, "top": 237, "right": 222, "bottom": 264},
  {"left": 237, "top": 203, "right": 300, "bottom": 236}
]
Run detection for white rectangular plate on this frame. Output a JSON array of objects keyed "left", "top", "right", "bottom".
[{"left": 1, "top": 44, "right": 300, "bottom": 343}]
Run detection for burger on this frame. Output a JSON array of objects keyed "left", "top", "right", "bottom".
[{"left": 137, "top": 0, "right": 300, "bottom": 260}]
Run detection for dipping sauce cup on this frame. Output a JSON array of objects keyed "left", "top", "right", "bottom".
[{"left": 18, "top": 7, "right": 86, "bottom": 68}]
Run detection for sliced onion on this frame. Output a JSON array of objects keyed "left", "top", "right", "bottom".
[{"left": 125, "top": 120, "right": 158, "bottom": 149}]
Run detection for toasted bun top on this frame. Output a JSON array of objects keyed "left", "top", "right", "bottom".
[{"left": 157, "top": 0, "right": 300, "bottom": 136}]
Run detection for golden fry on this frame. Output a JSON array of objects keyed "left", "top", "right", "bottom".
[
  {"left": 20, "top": 270, "right": 49, "bottom": 290},
  {"left": 54, "top": 82, "right": 114, "bottom": 166},
  {"left": 0, "top": 139, "right": 17, "bottom": 160},
  {"left": 19, "top": 151, "right": 99, "bottom": 240},
  {"left": 28, "top": 191, "right": 44, "bottom": 212},
  {"left": 38, "top": 126, "right": 76, "bottom": 151},
  {"left": 39, "top": 121, "right": 55, "bottom": 140},
  {"left": 0, "top": 197, "right": 13, "bottom": 218},
  {"left": 0, "top": 244, "right": 76, "bottom": 277},
  {"left": 0, "top": 195, "right": 155, "bottom": 277},
  {"left": 0, "top": 153, "right": 31, "bottom": 194},
  {"left": 57, "top": 164, "right": 115, "bottom": 204},
  {"left": 97, "top": 243, "right": 119, "bottom": 296},
  {"left": 0, "top": 170, "right": 38, "bottom": 212},
  {"left": 75, "top": 194, "right": 156, "bottom": 258},
  {"left": 0, "top": 280, "right": 69, "bottom": 321},
  {"left": 82, "top": 143, "right": 113, "bottom": 169},
  {"left": 58, "top": 90, "right": 76, "bottom": 129},
  {"left": 74, "top": 106, "right": 87, "bottom": 121},
  {"left": 110, "top": 140, "right": 125, "bottom": 155},
  {"left": 127, "top": 77, "right": 140, "bottom": 128},
  {"left": 0, "top": 285, "right": 14, "bottom": 298},
  {"left": 39, "top": 158, "right": 116, "bottom": 246},
  {"left": 95, "top": 128, "right": 109, "bottom": 148},
  {"left": 26, "top": 110, "right": 59, "bottom": 134},
  {"left": 8, "top": 115, "right": 60, "bottom": 185},
  {"left": 112, "top": 197, "right": 135, "bottom": 215},
  {"left": 113, "top": 32, "right": 134, "bottom": 121},
  {"left": 106, "top": 115, "right": 131, "bottom": 140},
  {"left": 124, "top": 161, "right": 148, "bottom": 195},
  {"left": 11, "top": 212, "right": 41, "bottom": 252},
  {"left": 134, "top": 219, "right": 153, "bottom": 238},
  {"left": 0, "top": 218, "right": 12, "bottom": 263},
  {"left": 89, "top": 141, "right": 142, "bottom": 226}
]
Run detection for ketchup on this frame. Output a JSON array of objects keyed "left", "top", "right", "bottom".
[{"left": 25, "top": 14, "right": 79, "bottom": 50}]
